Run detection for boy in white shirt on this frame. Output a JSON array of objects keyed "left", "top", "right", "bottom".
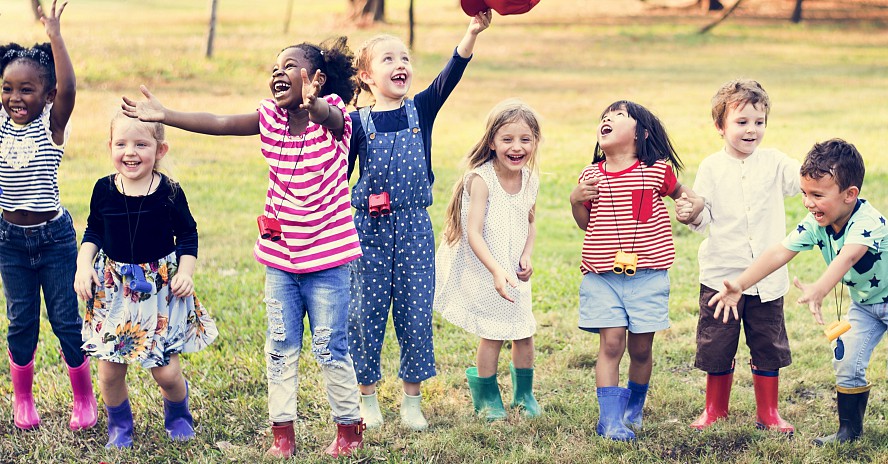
[{"left": 677, "top": 79, "right": 800, "bottom": 433}]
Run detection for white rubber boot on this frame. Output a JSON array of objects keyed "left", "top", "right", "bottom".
[
  {"left": 360, "top": 393, "right": 384, "bottom": 429},
  {"left": 400, "top": 392, "right": 429, "bottom": 431}
]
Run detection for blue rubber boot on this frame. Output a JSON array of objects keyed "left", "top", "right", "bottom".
[
  {"left": 105, "top": 399, "right": 134, "bottom": 448},
  {"left": 465, "top": 367, "right": 507, "bottom": 421},
  {"left": 596, "top": 386, "right": 636, "bottom": 441},
  {"left": 163, "top": 382, "right": 195, "bottom": 441},
  {"left": 509, "top": 363, "right": 542, "bottom": 418},
  {"left": 623, "top": 380, "right": 649, "bottom": 429}
]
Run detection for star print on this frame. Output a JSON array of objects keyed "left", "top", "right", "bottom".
[
  {"left": 863, "top": 229, "right": 872, "bottom": 238},
  {"left": 881, "top": 217, "right": 886, "bottom": 225},
  {"left": 870, "top": 276, "right": 880, "bottom": 288},
  {"left": 817, "top": 239, "right": 825, "bottom": 249},
  {"left": 797, "top": 225, "right": 806, "bottom": 233}
]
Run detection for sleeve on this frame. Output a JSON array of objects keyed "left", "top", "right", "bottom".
[
  {"left": 777, "top": 151, "right": 802, "bottom": 197},
  {"left": 325, "top": 94, "right": 351, "bottom": 145},
  {"left": 658, "top": 163, "right": 679, "bottom": 197},
  {"left": 347, "top": 109, "right": 364, "bottom": 180},
  {"left": 688, "top": 159, "right": 715, "bottom": 232},
  {"left": 781, "top": 215, "right": 820, "bottom": 252},
  {"left": 845, "top": 208, "right": 888, "bottom": 251},
  {"left": 170, "top": 186, "right": 199, "bottom": 259},
  {"left": 81, "top": 179, "right": 106, "bottom": 249},
  {"left": 578, "top": 164, "right": 597, "bottom": 211},
  {"left": 413, "top": 49, "right": 471, "bottom": 124}
]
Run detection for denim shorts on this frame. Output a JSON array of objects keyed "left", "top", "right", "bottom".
[{"left": 578, "top": 269, "right": 670, "bottom": 334}]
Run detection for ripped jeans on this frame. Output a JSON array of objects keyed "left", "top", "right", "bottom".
[{"left": 264, "top": 265, "right": 361, "bottom": 424}]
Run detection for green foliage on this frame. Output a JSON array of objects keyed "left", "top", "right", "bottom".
[{"left": 1, "top": 0, "right": 887, "bottom": 462}]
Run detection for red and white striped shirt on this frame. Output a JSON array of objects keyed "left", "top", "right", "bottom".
[
  {"left": 253, "top": 95, "right": 362, "bottom": 274},
  {"left": 579, "top": 159, "right": 678, "bottom": 274}
]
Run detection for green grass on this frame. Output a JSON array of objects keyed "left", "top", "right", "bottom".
[{"left": 2, "top": 0, "right": 888, "bottom": 462}]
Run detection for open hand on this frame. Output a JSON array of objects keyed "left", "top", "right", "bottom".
[
  {"left": 38, "top": 0, "right": 67, "bottom": 39},
  {"left": 121, "top": 85, "right": 167, "bottom": 122},
  {"left": 493, "top": 268, "right": 517, "bottom": 303},
  {"left": 299, "top": 68, "right": 323, "bottom": 112},
  {"left": 708, "top": 280, "right": 741, "bottom": 323},
  {"left": 794, "top": 277, "right": 825, "bottom": 325}
]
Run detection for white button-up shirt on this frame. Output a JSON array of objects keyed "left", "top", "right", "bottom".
[{"left": 690, "top": 147, "right": 801, "bottom": 302}]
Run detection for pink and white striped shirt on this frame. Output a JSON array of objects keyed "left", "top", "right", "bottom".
[
  {"left": 579, "top": 159, "right": 678, "bottom": 274},
  {"left": 253, "top": 95, "right": 362, "bottom": 273}
]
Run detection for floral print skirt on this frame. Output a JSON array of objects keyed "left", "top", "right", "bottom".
[{"left": 81, "top": 250, "right": 218, "bottom": 368}]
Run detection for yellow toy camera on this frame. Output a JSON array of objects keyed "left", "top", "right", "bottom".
[
  {"left": 612, "top": 251, "right": 638, "bottom": 276},
  {"left": 824, "top": 320, "right": 851, "bottom": 341}
]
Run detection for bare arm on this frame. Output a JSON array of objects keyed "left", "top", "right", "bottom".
[
  {"left": 40, "top": 1, "right": 74, "bottom": 145},
  {"left": 456, "top": 11, "right": 492, "bottom": 58},
  {"left": 300, "top": 69, "right": 345, "bottom": 139},
  {"left": 466, "top": 175, "right": 516, "bottom": 302},
  {"left": 794, "top": 243, "right": 868, "bottom": 325},
  {"left": 122, "top": 85, "right": 260, "bottom": 136},
  {"left": 570, "top": 177, "right": 598, "bottom": 230},
  {"left": 709, "top": 243, "right": 799, "bottom": 322},
  {"left": 516, "top": 205, "right": 536, "bottom": 282}
]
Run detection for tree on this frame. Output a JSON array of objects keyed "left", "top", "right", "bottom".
[
  {"left": 350, "top": 0, "right": 385, "bottom": 25},
  {"left": 206, "top": 0, "right": 218, "bottom": 58},
  {"left": 30, "top": 0, "right": 41, "bottom": 21},
  {"left": 698, "top": 0, "right": 725, "bottom": 12},
  {"left": 791, "top": 0, "right": 804, "bottom": 23}
]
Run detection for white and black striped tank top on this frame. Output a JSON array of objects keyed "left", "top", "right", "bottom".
[{"left": 0, "top": 106, "right": 66, "bottom": 212}]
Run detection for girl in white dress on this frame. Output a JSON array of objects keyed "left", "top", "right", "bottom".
[{"left": 435, "top": 99, "right": 541, "bottom": 420}]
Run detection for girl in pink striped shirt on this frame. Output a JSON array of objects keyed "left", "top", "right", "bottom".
[{"left": 122, "top": 37, "right": 365, "bottom": 459}]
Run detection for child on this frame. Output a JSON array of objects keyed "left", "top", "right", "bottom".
[
  {"left": 0, "top": 1, "right": 98, "bottom": 431},
  {"left": 569, "top": 100, "right": 701, "bottom": 441},
  {"left": 122, "top": 37, "right": 366, "bottom": 458},
  {"left": 346, "top": 11, "right": 492, "bottom": 431},
  {"left": 709, "top": 139, "right": 886, "bottom": 445},
  {"left": 676, "top": 79, "right": 799, "bottom": 433},
  {"left": 74, "top": 113, "right": 218, "bottom": 448},
  {"left": 434, "top": 99, "right": 541, "bottom": 421}
]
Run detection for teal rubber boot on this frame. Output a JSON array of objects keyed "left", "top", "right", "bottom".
[
  {"left": 465, "top": 367, "right": 507, "bottom": 421},
  {"left": 509, "top": 363, "right": 541, "bottom": 418}
]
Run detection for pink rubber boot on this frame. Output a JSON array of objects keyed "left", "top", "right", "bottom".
[
  {"left": 8, "top": 350, "right": 40, "bottom": 430},
  {"left": 66, "top": 356, "right": 98, "bottom": 430}
]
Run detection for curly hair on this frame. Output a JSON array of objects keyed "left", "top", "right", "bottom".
[
  {"left": 0, "top": 42, "right": 56, "bottom": 90},
  {"left": 711, "top": 79, "right": 770, "bottom": 130},
  {"left": 800, "top": 138, "right": 865, "bottom": 192},
  {"left": 281, "top": 36, "right": 356, "bottom": 105}
]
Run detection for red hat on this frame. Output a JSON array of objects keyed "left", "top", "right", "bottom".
[{"left": 461, "top": 0, "right": 540, "bottom": 16}]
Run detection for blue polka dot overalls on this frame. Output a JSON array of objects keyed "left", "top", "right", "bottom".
[{"left": 348, "top": 100, "right": 436, "bottom": 385}]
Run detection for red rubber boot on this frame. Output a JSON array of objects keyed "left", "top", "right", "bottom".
[
  {"left": 324, "top": 420, "right": 366, "bottom": 457},
  {"left": 751, "top": 367, "right": 794, "bottom": 434},
  {"left": 690, "top": 368, "right": 733, "bottom": 430},
  {"left": 266, "top": 422, "right": 296, "bottom": 458}
]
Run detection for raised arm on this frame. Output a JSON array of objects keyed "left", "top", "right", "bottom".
[
  {"left": 456, "top": 10, "right": 492, "bottom": 58},
  {"left": 299, "top": 69, "right": 345, "bottom": 139},
  {"left": 41, "top": 0, "right": 74, "bottom": 144},
  {"left": 122, "top": 85, "right": 259, "bottom": 136}
]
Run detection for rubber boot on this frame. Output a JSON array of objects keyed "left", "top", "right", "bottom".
[
  {"left": 105, "top": 399, "right": 134, "bottom": 448},
  {"left": 690, "top": 368, "right": 733, "bottom": 430},
  {"left": 266, "top": 422, "right": 296, "bottom": 458},
  {"left": 813, "top": 384, "right": 870, "bottom": 446},
  {"left": 509, "top": 363, "right": 541, "bottom": 418},
  {"left": 623, "top": 380, "right": 648, "bottom": 429},
  {"left": 751, "top": 367, "right": 794, "bottom": 434},
  {"left": 596, "top": 386, "right": 635, "bottom": 441},
  {"left": 8, "top": 350, "right": 40, "bottom": 430},
  {"left": 400, "top": 392, "right": 429, "bottom": 431},
  {"left": 66, "top": 356, "right": 98, "bottom": 430},
  {"left": 163, "top": 381, "right": 195, "bottom": 441},
  {"left": 324, "top": 420, "right": 366, "bottom": 457},
  {"left": 465, "top": 367, "right": 507, "bottom": 421},
  {"left": 359, "top": 392, "right": 384, "bottom": 429}
]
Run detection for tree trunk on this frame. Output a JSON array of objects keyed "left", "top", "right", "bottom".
[
  {"left": 408, "top": 0, "right": 415, "bottom": 50},
  {"left": 699, "top": 0, "right": 744, "bottom": 34},
  {"left": 30, "top": 0, "right": 41, "bottom": 21},
  {"left": 698, "top": 0, "right": 725, "bottom": 12},
  {"left": 349, "top": 0, "right": 385, "bottom": 25},
  {"left": 206, "top": 0, "right": 218, "bottom": 58},
  {"left": 791, "top": 0, "right": 803, "bottom": 23}
]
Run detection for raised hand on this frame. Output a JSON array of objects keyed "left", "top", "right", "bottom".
[
  {"left": 38, "top": 0, "right": 67, "bottom": 39},
  {"left": 121, "top": 85, "right": 167, "bottom": 122},
  {"left": 794, "top": 277, "right": 825, "bottom": 325},
  {"left": 299, "top": 68, "right": 323, "bottom": 111},
  {"left": 570, "top": 177, "right": 600, "bottom": 206},
  {"left": 469, "top": 10, "right": 493, "bottom": 35},
  {"left": 709, "top": 280, "right": 742, "bottom": 323}
]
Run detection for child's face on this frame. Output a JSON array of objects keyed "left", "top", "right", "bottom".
[
  {"left": 1, "top": 61, "right": 54, "bottom": 126},
  {"left": 597, "top": 106, "right": 637, "bottom": 156},
  {"left": 800, "top": 174, "right": 858, "bottom": 233},
  {"left": 110, "top": 119, "right": 167, "bottom": 184},
  {"left": 489, "top": 120, "right": 535, "bottom": 173},
  {"left": 360, "top": 39, "right": 412, "bottom": 102},
  {"left": 269, "top": 48, "right": 316, "bottom": 111},
  {"left": 718, "top": 102, "right": 767, "bottom": 159}
]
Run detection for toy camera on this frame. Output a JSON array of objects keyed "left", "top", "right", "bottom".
[
  {"left": 257, "top": 215, "right": 282, "bottom": 241},
  {"left": 612, "top": 251, "right": 638, "bottom": 276},
  {"left": 120, "top": 264, "right": 153, "bottom": 294},
  {"left": 368, "top": 192, "right": 391, "bottom": 218},
  {"left": 824, "top": 320, "right": 851, "bottom": 341}
]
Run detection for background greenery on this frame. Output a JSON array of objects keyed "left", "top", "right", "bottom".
[{"left": 1, "top": 0, "right": 886, "bottom": 462}]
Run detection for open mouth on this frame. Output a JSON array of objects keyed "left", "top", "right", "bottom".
[
  {"left": 391, "top": 73, "right": 407, "bottom": 85},
  {"left": 123, "top": 161, "right": 140, "bottom": 168},
  {"left": 273, "top": 81, "right": 291, "bottom": 98},
  {"left": 600, "top": 124, "right": 613, "bottom": 135},
  {"left": 9, "top": 106, "right": 27, "bottom": 118},
  {"left": 506, "top": 153, "right": 525, "bottom": 162}
]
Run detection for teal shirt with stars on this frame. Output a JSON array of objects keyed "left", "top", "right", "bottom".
[{"left": 782, "top": 199, "right": 888, "bottom": 305}]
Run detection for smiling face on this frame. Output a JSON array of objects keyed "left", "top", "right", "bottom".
[
  {"left": 1, "top": 60, "right": 54, "bottom": 125},
  {"left": 718, "top": 102, "right": 767, "bottom": 159},
  {"left": 489, "top": 119, "right": 536, "bottom": 174},
  {"left": 110, "top": 118, "right": 167, "bottom": 185},
  {"left": 359, "top": 38, "right": 412, "bottom": 106},
  {"left": 800, "top": 174, "right": 859, "bottom": 234},
  {"left": 597, "top": 105, "right": 638, "bottom": 156},
  {"left": 269, "top": 48, "right": 318, "bottom": 111}
]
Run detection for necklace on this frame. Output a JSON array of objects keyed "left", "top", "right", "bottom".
[
  {"left": 119, "top": 173, "right": 155, "bottom": 263},
  {"left": 602, "top": 160, "right": 645, "bottom": 252},
  {"left": 270, "top": 125, "right": 306, "bottom": 221}
]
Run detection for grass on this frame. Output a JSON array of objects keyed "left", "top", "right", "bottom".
[{"left": 1, "top": 0, "right": 888, "bottom": 462}]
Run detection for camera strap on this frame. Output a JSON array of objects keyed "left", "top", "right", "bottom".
[
  {"left": 269, "top": 127, "right": 306, "bottom": 221},
  {"left": 602, "top": 160, "right": 645, "bottom": 256},
  {"left": 118, "top": 172, "right": 155, "bottom": 264},
  {"left": 360, "top": 104, "right": 401, "bottom": 198}
]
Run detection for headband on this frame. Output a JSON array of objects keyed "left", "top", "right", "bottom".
[{"left": 3, "top": 48, "right": 50, "bottom": 67}]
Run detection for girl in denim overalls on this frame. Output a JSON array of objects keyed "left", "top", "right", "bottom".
[{"left": 346, "top": 12, "right": 491, "bottom": 430}]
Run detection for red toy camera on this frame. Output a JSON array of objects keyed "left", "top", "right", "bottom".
[
  {"left": 257, "top": 215, "right": 282, "bottom": 241},
  {"left": 368, "top": 192, "right": 391, "bottom": 218}
]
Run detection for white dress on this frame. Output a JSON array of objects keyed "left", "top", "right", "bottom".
[{"left": 434, "top": 161, "right": 538, "bottom": 340}]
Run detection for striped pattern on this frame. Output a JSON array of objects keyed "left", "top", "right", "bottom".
[
  {"left": 579, "top": 160, "right": 677, "bottom": 274},
  {"left": 253, "top": 95, "right": 362, "bottom": 273},
  {"left": 0, "top": 106, "right": 65, "bottom": 212}
]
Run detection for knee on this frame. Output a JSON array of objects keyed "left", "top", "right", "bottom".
[
  {"left": 151, "top": 366, "right": 184, "bottom": 392},
  {"left": 628, "top": 344, "right": 653, "bottom": 363},
  {"left": 311, "top": 326, "right": 347, "bottom": 367},
  {"left": 599, "top": 340, "right": 626, "bottom": 359}
]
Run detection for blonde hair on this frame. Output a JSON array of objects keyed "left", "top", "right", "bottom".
[
  {"left": 711, "top": 79, "right": 770, "bottom": 130},
  {"left": 442, "top": 99, "right": 542, "bottom": 245},
  {"left": 351, "top": 34, "right": 406, "bottom": 107},
  {"left": 109, "top": 111, "right": 176, "bottom": 185}
]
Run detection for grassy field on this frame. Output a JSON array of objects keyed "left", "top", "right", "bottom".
[{"left": 1, "top": 0, "right": 888, "bottom": 462}]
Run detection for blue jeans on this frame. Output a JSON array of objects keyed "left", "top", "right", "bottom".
[
  {"left": 0, "top": 209, "right": 84, "bottom": 367},
  {"left": 834, "top": 301, "right": 888, "bottom": 388},
  {"left": 264, "top": 265, "right": 360, "bottom": 424}
]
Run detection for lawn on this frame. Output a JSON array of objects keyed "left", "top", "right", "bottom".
[{"left": 1, "top": 0, "right": 887, "bottom": 462}]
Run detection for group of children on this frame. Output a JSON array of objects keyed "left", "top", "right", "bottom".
[{"left": 1, "top": 0, "right": 885, "bottom": 458}]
